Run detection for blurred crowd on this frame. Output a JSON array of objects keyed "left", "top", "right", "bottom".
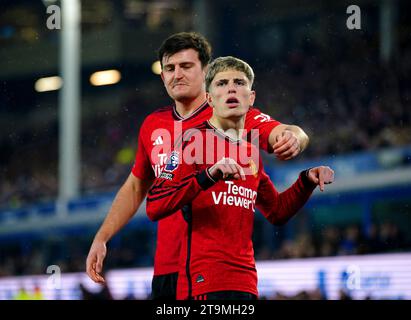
[
  {"left": 256, "top": 222, "right": 409, "bottom": 261},
  {"left": 0, "top": 225, "right": 155, "bottom": 277},
  {"left": 257, "top": 36, "right": 411, "bottom": 158}
]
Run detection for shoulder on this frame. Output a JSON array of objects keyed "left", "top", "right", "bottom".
[
  {"left": 179, "top": 122, "right": 209, "bottom": 150},
  {"left": 140, "top": 105, "right": 173, "bottom": 129},
  {"left": 183, "top": 121, "right": 209, "bottom": 137},
  {"left": 145, "top": 105, "right": 173, "bottom": 121},
  {"left": 245, "top": 106, "right": 281, "bottom": 133},
  {"left": 246, "top": 106, "right": 274, "bottom": 121}
]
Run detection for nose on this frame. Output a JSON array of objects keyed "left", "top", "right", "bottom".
[
  {"left": 174, "top": 66, "right": 183, "bottom": 79},
  {"left": 227, "top": 81, "right": 236, "bottom": 93}
]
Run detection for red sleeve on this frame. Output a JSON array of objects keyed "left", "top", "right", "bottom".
[
  {"left": 146, "top": 151, "right": 216, "bottom": 221},
  {"left": 244, "top": 107, "right": 281, "bottom": 153},
  {"left": 131, "top": 119, "right": 155, "bottom": 180},
  {"left": 256, "top": 164, "right": 316, "bottom": 225}
]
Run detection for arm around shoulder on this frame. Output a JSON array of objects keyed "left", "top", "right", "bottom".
[{"left": 269, "top": 124, "right": 309, "bottom": 160}]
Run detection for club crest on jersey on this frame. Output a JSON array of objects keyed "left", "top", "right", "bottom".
[
  {"left": 249, "top": 159, "right": 258, "bottom": 178},
  {"left": 165, "top": 151, "right": 179, "bottom": 172}
]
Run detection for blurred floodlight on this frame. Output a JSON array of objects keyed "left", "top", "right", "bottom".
[
  {"left": 90, "top": 70, "right": 121, "bottom": 86},
  {"left": 35, "top": 76, "right": 63, "bottom": 92},
  {"left": 152, "top": 60, "right": 162, "bottom": 75}
]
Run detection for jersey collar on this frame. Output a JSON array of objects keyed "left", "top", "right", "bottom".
[{"left": 173, "top": 101, "right": 208, "bottom": 121}]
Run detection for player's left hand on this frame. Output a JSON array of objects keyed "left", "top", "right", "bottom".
[
  {"left": 307, "top": 166, "right": 335, "bottom": 191},
  {"left": 272, "top": 130, "right": 301, "bottom": 161}
]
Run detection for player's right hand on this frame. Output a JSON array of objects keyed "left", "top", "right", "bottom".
[
  {"left": 86, "top": 240, "right": 107, "bottom": 284},
  {"left": 208, "top": 157, "right": 246, "bottom": 181}
]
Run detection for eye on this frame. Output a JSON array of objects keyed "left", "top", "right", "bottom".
[
  {"left": 181, "top": 63, "right": 194, "bottom": 69},
  {"left": 163, "top": 65, "right": 174, "bottom": 72}
]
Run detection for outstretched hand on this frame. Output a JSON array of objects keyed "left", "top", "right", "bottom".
[{"left": 307, "top": 166, "right": 335, "bottom": 191}]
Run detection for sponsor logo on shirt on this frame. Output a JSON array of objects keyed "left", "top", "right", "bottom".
[
  {"left": 212, "top": 181, "right": 257, "bottom": 212},
  {"left": 152, "top": 153, "right": 168, "bottom": 178},
  {"left": 159, "top": 172, "right": 174, "bottom": 180},
  {"left": 152, "top": 136, "right": 164, "bottom": 146},
  {"left": 249, "top": 159, "right": 258, "bottom": 178}
]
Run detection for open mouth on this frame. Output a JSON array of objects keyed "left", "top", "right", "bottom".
[{"left": 226, "top": 97, "right": 239, "bottom": 107}]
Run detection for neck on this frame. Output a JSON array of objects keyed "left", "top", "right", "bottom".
[
  {"left": 175, "top": 92, "right": 207, "bottom": 117},
  {"left": 209, "top": 115, "right": 245, "bottom": 140}
]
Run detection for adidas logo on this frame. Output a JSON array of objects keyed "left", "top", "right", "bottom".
[
  {"left": 153, "top": 136, "right": 163, "bottom": 146},
  {"left": 196, "top": 274, "right": 205, "bottom": 283}
]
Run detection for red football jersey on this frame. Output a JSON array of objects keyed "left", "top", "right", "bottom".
[
  {"left": 146, "top": 121, "right": 316, "bottom": 299},
  {"left": 147, "top": 122, "right": 315, "bottom": 299},
  {"left": 132, "top": 102, "right": 281, "bottom": 276}
]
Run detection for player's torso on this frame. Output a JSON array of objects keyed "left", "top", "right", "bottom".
[
  {"left": 141, "top": 103, "right": 267, "bottom": 276},
  {"left": 178, "top": 124, "right": 261, "bottom": 297}
]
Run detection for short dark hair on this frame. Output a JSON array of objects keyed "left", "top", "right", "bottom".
[{"left": 158, "top": 32, "right": 212, "bottom": 68}]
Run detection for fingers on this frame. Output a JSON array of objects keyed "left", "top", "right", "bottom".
[
  {"left": 95, "top": 272, "right": 106, "bottom": 284},
  {"left": 228, "top": 163, "right": 245, "bottom": 180},
  {"left": 92, "top": 263, "right": 106, "bottom": 284},
  {"left": 278, "top": 146, "right": 300, "bottom": 161},
  {"left": 86, "top": 246, "right": 106, "bottom": 284},
  {"left": 324, "top": 167, "right": 335, "bottom": 185},
  {"left": 86, "top": 257, "right": 105, "bottom": 284},
  {"left": 273, "top": 130, "right": 291, "bottom": 147},
  {"left": 272, "top": 131, "right": 291, "bottom": 152},
  {"left": 222, "top": 163, "right": 235, "bottom": 179},
  {"left": 238, "top": 165, "right": 246, "bottom": 180},
  {"left": 309, "top": 166, "right": 335, "bottom": 192},
  {"left": 96, "top": 254, "right": 104, "bottom": 273},
  {"left": 273, "top": 131, "right": 301, "bottom": 160},
  {"left": 211, "top": 158, "right": 246, "bottom": 181},
  {"left": 308, "top": 170, "right": 319, "bottom": 185},
  {"left": 318, "top": 168, "right": 325, "bottom": 192},
  {"left": 222, "top": 163, "right": 245, "bottom": 181}
]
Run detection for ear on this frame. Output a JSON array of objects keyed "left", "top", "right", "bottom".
[
  {"left": 160, "top": 71, "right": 165, "bottom": 83},
  {"left": 206, "top": 92, "right": 214, "bottom": 107},
  {"left": 249, "top": 90, "right": 256, "bottom": 106}
]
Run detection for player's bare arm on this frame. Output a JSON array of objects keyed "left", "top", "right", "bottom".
[
  {"left": 269, "top": 124, "right": 309, "bottom": 160},
  {"left": 86, "top": 174, "right": 154, "bottom": 283}
]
